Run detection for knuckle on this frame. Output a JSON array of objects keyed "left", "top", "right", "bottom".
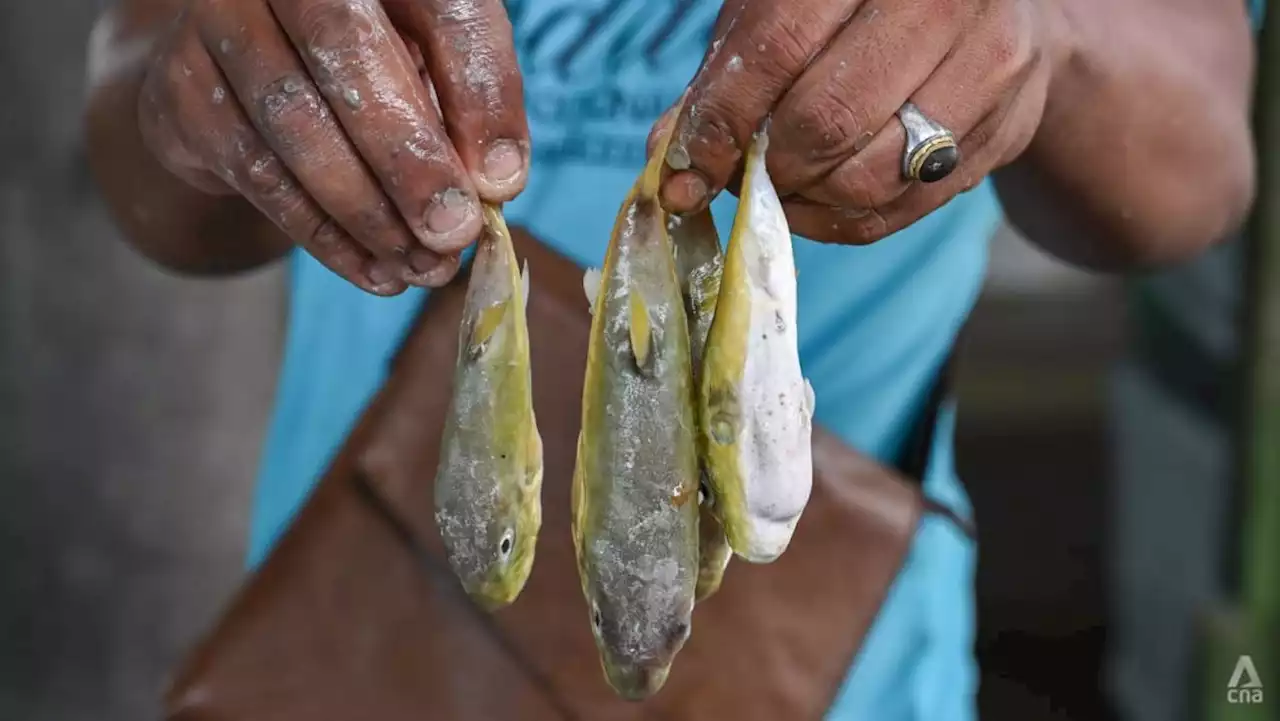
[
  {"left": 299, "top": 0, "right": 379, "bottom": 82},
  {"left": 215, "top": 137, "right": 291, "bottom": 200},
  {"left": 782, "top": 90, "right": 869, "bottom": 161},
  {"left": 986, "top": 30, "right": 1019, "bottom": 69},
  {"left": 251, "top": 75, "right": 331, "bottom": 147},
  {"left": 398, "top": 127, "right": 455, "bottom": 171},
  {"left": 345, "top": 203, "right": 405, "bottom": 249},
  {"left": 679, "top": 98, "right": 747, "bottom": 176},
  {"left": 987, "top": 9, "right": 1035, "bottom": 73},
  {"left": 309, "top": 216, "right": 349, "bottom": 252},
  {"left": 744, "top": 14, "right": 818, "bottom": 78},
  {"left": 242, "top": 152, "right": 291, "bottom": 200}
]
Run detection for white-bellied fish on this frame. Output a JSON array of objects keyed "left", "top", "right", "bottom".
[
  {"left": 434, "top": 205, "right": 544, "bottom": 611},
  {"left": 669, "top": 209, "right": 731, "bottom": 601},
  {"left": 573, "top": 127, "right": 699, "bottom": 701},
  {"left": 699, "top": 128, "right": 815, "bottom": 564}
]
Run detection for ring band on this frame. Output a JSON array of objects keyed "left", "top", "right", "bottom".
[{"left": 896, "top": 102, "right": 959, "bottom": 183}]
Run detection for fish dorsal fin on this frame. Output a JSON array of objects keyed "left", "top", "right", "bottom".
[
  {"left": 522, "top": 259, "right": 531, "bottom": 312},
  {"left": 582, "top": 267, "right": 602, "bottom": 316},
  {"left": 467, "top": 299, "right": 509, "bottom": 360},
  {"left": 629, "top": 291, "right": 654, "bottom": 375}
]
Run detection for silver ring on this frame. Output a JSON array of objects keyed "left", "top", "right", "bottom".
[{"left": 896, "top": 102, "right": 959, "bottom": 183}]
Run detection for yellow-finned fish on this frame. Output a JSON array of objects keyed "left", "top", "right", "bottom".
[
  {"left": 434, "top": 205, "right": 544, "bottom": 611},
  {"left": 573, "top": 126, "right": 699, "bottom": 701},
  {"left": 669, "top": 209, "right": 731, "bottom": 602},
  {"left": 699, "top": 128, "right": 815, "bottom": 564}
]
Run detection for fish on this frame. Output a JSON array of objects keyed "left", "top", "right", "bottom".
[
  {"left": 434, "top": 204, "right": 544, "bottom": 611},
  {"left": 694, "top": 479, "right": 732, "bottom": 601},
  {"left": 698, "top": 127, "right": 815, "bottom": 564},
  {"left": 669, "top": 209, "right": 732, "bottom": 602},
  {"left": 572, "top": 123, "right": 700, "bottom": 701}
]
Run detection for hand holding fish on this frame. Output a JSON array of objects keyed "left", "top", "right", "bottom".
[
  {"left": 136, "top": 0, "right": 527, "bottom": 293},
  {"left": 658, "top": 0, "right": 1063, "bottom": 246}
]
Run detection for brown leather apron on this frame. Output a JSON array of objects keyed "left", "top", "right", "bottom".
[{"left": 164, "top": 229, "right": 950, "bottom": 721}]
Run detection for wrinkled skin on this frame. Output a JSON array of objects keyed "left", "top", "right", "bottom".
[
  {"left": 658, "top": 0, "right": 1058, "bottom": 246},
  {"left": 136, "top": 0, "right": 530, "bottom": 293},
  {"left": 434, "top": 206, "right": 542, "bottom": 611}
]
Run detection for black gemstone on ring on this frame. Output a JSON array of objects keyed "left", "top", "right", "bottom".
[{"left": 918, "top": 145, "right": 960, "bottom": 183}]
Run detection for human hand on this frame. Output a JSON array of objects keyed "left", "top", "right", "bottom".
[
  {"left": 658, "top": 0, "right": 1065, "bottom": 244},
  {"left": 138, "top": 0, "right": 527, "bottom": 294}
]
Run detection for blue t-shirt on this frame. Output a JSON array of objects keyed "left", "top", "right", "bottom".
[{"left": 248, "top": 2, "right": 1002, "bottom": 718}]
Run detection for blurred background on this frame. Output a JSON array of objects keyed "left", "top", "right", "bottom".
[{"left": 1, "top": 2, "right": 1275, "bottom": 720}]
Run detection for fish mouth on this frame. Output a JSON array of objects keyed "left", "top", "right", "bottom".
[
  {"left": 602, "top": 658, "right": 672, "bottom": 701},
  {"left": 465, "top": 588, "right": 513, "bottom": 612},
  {"left": 731, "top": 513, "right": 801, "bottom": 564},
  {"left": 459, "top": 571, "right": 525, "bottom": 611}
]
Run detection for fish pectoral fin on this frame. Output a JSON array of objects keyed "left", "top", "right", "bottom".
[
  {"left": 804, "top": 378, "right": 816, "bottom": 419},
  {"left": 467, "top": 299, "right": 510, "bottom": 359},
  {"left": 524, "top": 417, "right": 544, "bottom": 490},
  {"left": 583, "top": 267, "right": 602, "bottom": 316},
  {"left": 629, "top": 292, "right": 655, "bottom": 375},
  {"left": 570, "top": 433, "right": 587, "bottom": 553}
]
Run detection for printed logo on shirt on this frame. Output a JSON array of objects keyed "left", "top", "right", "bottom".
[
  {"left": 1227, "top": 655, "right": 1264, "bottom": 705},
  {"left": 505, "top": 0, "right": 719, "bottom": 167}
]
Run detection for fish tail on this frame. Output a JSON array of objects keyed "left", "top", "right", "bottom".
[{"left": 641, "top": 96, "right": 686, "bottom": 201}]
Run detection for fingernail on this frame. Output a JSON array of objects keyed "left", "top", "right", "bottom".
[
  {"left": 684, "top": 173, "right": 709, "bottom": 205},
  {"left": 425, "top": 188, "right": 477, "bottom": 236},
  {"left": 401, "top": 269, "right": 435, "bottom": 287},
  {"left": 367, "top": 259, "right": 401, "bottom": 285},
  {"left": 666, "top": 142, "right": 692, "bottom": 171},
  {"left": 482, "top": 140, "right": 524, "bottom": 186},
  {"left": 409, "top": 249, "right": 441, "bottom": 275},
  {"left": 663, "top": 171, "right": 709, "bottom": 211},
  {"left": 368, "top": 281, "right": 406, "bottom": 296},
  {"left": 404, "top": 250, "right": 460, "bottom": 287}
]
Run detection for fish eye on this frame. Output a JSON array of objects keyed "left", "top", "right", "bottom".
[
  {"left": 710, "top": 414, "right": 735, "bottom": 445},
  {"left": 670, "top": 620, "right": 690, "bottom": 645},
  {"left": 499, "top": 530, "right": 514, "bottom": 559}
]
